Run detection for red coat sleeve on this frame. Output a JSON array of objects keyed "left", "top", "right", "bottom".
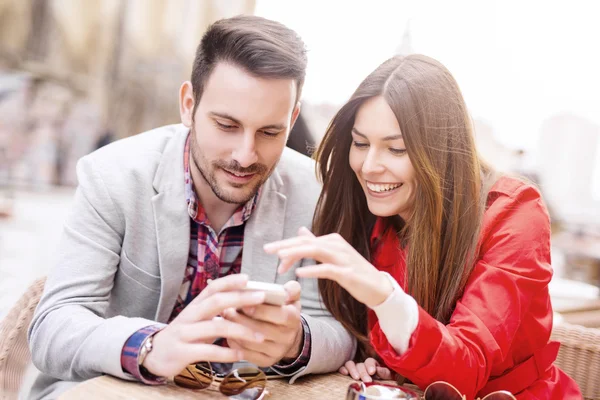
[{"left": 370, "top": 183, "right": 553, "bottom": 398}]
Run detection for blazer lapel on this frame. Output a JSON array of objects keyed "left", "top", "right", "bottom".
[
  {"left": 152, "top": 125, "right": 190, "bottom": 322},
  {"left": 242, "top": 170, "right": 287, "bottom": 283}
]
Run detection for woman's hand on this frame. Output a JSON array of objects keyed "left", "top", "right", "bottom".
[
  {"left": 339, "top": 358, "right": 395, "bottom": 382},
  {"left": 263, "top": 227, "right": 394, "bottom": 308}
]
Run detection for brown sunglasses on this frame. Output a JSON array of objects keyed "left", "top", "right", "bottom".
[
  {"left": 347, "top": 381, "right": 516, "bottom": 400},
  {"left": 174, "top": 361, "right": 268, "bottom": 400}
]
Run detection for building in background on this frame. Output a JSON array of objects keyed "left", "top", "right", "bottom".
[{"left": 538, "top": 114, "right": 600, "bottom": 227}]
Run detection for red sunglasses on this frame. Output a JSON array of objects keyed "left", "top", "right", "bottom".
[{"left": 347, "top": 381, "right": 516, "bottom": 400}]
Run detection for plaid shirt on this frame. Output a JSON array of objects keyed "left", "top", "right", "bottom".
[{"left": 121, "top": 134, "right": 311, "bottom": 383}]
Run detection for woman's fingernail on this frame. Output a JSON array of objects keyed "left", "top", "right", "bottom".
[
  {"left": 245, "top": 306, "right": 256, "bottom": 315},
  {"left": 263, "top": 243, "right": 275, "bottom": 251},
  {"left": 368, "top": 367, "right": 375, "bottom": 374}
]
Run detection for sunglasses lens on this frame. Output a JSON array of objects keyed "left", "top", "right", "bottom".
[
  {"left": 424, "top": 381, "right": 464, "bottom": 400},
  {"left": 173, "top": 362, "right": 213, "bottom": 389},
  {"left": 482, "top": 391, "right": 516, "bottom": 400},
  {"left": 220, "top": 366, "right": 267, "bottom": 400}
]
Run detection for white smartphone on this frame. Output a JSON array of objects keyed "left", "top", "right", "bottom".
[{"left": 242, "top": 281, "right": 288, "bottom": 306}]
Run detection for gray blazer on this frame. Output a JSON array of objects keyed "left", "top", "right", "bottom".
[{"left": 27, "top": 124, "right": 355, "bottom": 399}]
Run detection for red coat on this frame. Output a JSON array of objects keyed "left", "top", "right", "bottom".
[{"left": 368, "top": 177, "right": 582, "bottom": 399}]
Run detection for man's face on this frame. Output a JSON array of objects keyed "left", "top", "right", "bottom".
[{"left": 180, "top": 62, "right": 299, "bottom": 204}]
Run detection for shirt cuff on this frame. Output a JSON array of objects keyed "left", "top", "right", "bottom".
[
  {"left": 270, "top": 316, "right": 311, "bottom": 375},
  {"left": 370, "top": 272, "right": 419, "bottom": 354},
  {"left": 121, "top": 324, "right": 167, "bottom": 384}
]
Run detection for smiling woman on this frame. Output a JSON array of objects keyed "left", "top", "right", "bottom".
[
  {"left": 349, "top": 97, "right": 415, "bottom": 220},
  {"left": 264, "top": 54, "right": 582, "bottom": 399}
]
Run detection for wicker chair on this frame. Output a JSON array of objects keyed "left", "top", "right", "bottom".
[
  {"left": 551, "top": 322, "right": 600, "bottom": 399},
  {"left": 0, "top": 277, "right": 46, "bottom": 400}
]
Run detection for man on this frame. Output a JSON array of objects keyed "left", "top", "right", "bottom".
[{"left": 28, "top": 15, "right": 354, "bottom": 399}]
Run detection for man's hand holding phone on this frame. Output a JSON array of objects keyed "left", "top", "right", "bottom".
[
  {"left": 141, "top": 274, "right": 268, "bottom": 378},
  {"left": 222, "top": 280, "right": 305, "bottom": 367},
  {"left": 241, "top": 281, "right": 288, "bottom": 306}
]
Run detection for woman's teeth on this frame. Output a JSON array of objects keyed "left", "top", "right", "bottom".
[{"left": 366, "top": 182, "right": 402, "bottom": 192}]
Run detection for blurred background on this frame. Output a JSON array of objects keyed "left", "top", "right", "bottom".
[{"left": 1, "top": 0, "right": 599, "bottom": 324}]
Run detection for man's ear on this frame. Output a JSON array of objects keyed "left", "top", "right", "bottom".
[{"left": 179, "top": 81, "right": 195, "bottom": 127}]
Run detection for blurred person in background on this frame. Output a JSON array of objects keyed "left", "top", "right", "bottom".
[
  {"left": 27, "top": 15, "right": 353, "bottom": 400},
  {"left": 287, "top": 114, "right": 315, "bottom": 157},
  {"left": 266, "top": 54, "right": 581, "bottom": 399}
]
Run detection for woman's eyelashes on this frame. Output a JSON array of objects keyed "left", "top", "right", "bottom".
[
  {"left": 389, "top": 148, "right": 407, "bottom": 155},
  {"left": 352, "top": 141, "right": 406, "bottom": 155}
]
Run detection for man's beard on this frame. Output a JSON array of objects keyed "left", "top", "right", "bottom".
[{"left": 189, "top": 128, "right": 271, "bottom": 204}]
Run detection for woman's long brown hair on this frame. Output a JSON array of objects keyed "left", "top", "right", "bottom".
[{"left": 312, "top": 55, "right": 494, "bottom": 360}]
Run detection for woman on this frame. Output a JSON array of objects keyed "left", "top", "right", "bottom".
[{"left": 264, "top": 55, "right": 581, "bottom": 399}]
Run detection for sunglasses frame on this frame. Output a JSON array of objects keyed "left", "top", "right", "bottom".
[
  {"left": 346, "top": 381, "right": 420, "bottom": 399},
  {"left": 174, "top": 361, "right": 269, "bottom": 400},
  {"left": 423, "top": 380, "right": 517, "bottom": 400},
  {"left": 347, "top": 380, "right": 516, "bottom": 400}
]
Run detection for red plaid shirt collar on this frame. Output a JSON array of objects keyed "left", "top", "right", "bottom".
[{"left": 183, "top": 133, "right": 259, "bottom": 228}]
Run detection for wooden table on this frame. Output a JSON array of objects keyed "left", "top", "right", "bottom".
[
  {"left": 550, "top": 231, "right": 600, "bottom": 327},
  {"left": 554, "top": 297, "right": 600, "bottom": 328},
  {"left": 59, "top": 373, "right": 393, "bottom": 399}
]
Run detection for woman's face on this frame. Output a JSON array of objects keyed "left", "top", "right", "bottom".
[{"left": 349, "top": 96, "right": 417, "bottom": 220}]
